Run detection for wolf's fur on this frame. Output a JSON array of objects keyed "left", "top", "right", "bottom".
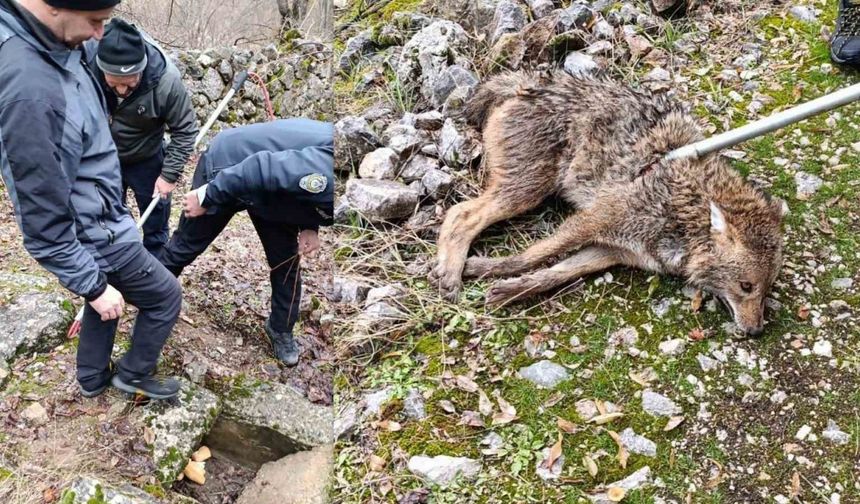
[{"left": 431, "top": 70, "right": 785, "bottom": 336}]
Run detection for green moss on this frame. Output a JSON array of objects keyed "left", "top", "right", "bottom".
[
  {"left": 157, "top": 446, "right": 185, "bottom": 485},
  {"left": 58, "top": 490, "right": 76, "bottom": 504},
  {"left": 86, "top": 484, "right": 106, "bottom": 504},
  {"left": 143, "top": 483, "right": 167, "bottom": 499}
]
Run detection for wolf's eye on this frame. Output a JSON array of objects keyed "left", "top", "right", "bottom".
[{"left": 740, "top": 281, "right": 753, "bottom": 293}]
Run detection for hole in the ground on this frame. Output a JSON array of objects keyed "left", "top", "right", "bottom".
[{"left": 173, "top": 417, "right": 312, "bottom": 504}]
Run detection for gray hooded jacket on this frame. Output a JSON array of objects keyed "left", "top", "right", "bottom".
[{"left": 0, "top": 0, "right": 139, "bottom": 301}]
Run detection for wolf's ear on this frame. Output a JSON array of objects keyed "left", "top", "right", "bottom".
[{"left": 710, "top": 202, "right": 728, "bottom": 234}]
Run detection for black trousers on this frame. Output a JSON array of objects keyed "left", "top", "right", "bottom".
[
  {"left": 159, "top": 209, "right": 302, "bottom": 335},
  {"left": 121, "top": 148, "right": 171, "bottom": 256},
  {"left": 77, "top": 242, "right": 182, "bottom": 389}
]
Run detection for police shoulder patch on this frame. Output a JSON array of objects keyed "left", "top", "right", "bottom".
[{"left": 299, "top": 173, "right": 327, "bottom": 194}]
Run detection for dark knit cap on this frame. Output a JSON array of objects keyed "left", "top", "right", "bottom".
[
  {"left": 96, "top": 18, "right": 147, "bottom": 76},
  {"left": 44, "top": 0, "right": 121, "bottom": 10}
]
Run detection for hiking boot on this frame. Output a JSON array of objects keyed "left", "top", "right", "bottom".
[
  {"left": 111, "top": 374, "right": 181, "bottom": 400},
  {"left": 265, "top": 319, "right": 300, "bottom": 367},
  {"left": 79, "top": 360, "right": 117, "bottom": 398},
  {"left": 832, "top": 0, "right": 860, "bottom": 65}
]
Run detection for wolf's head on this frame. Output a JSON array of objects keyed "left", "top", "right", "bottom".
[{"left": 688, "top": 194, "right": 786, "bottom": 337}]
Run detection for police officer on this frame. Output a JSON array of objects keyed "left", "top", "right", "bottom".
[
  {"left": 91, "top": 18, "right": 198, "bottom": 256},
  {"left": 159, "top": 118, "right": 334, "bottom": 366},
  {"left": 0, "top": 0, "right": 182, "bottom": 400}
]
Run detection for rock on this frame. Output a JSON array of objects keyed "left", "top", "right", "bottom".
[
  {"left": 535, "top": 446, "right": 564, "bottom": 481},
  {"left": 432, "top": 64, "right": 479, "bottom": 109},
  {"left": 365, "top": 284, "right": 406, "bottom": 307},
  {"left": 831, "top": 278, "right": 853, "bottom": 290},
  {"left": 527, "top": 0, "right": 555, "bottom": 19},
  {"left": 192, "top": 68, "right": 225, "bottom": 102},
  {"left": 650, "top": 0, "right": 686, "bottom": 16},
  {"left": 795, "top": 171, "right": 823, "bottom": 199},
  {"left": 184, "top": 359, "right": 208, "bottom": 384},
  {"left": 360, "top": 301, "right": 408, "bottom": 329},
  {"left": 335, "top": 402, "right": 360, "bottom": 440},
  {"left": 593, "top": 18, "right": 615, "bottom": 39},
  {"left": 697, "top": 354, "right": 719, "bottom": 372},
  {"left": 421, "top": 168, "right": 454, "bottom": 200},
  {"left": 651, "top": 298, "right": 672, "bottom": 318},
  {"left": 404, "top": 388, "right": 427, "bottom": 420},
  {"left": 822, "top": 419, "right": 850, "bottom": 445},
  {"left": 414, "top": 111, "right": 445, "bottom": 131},
  {"left": 396, "top": 21, "right": 470, "bottom": 105},
  {"left": 563, "top": 51, "right": 598, "bottom": 77},
  {"left": 210, "top": 380, "right": 333, "bottom": 471},
  {"left": 338, "top": 30, "right": 375, "bottom": 73},
  {"left": 197, "top": 53, "right": 215, "bottom": 68},
  {"left": 401, "top": 155, "right": 440, "bottom": 183},
  {"left": 358, "top": 148, "right": 399, "bottom": 180},
  {"left": 327, "top": 277, "right": 371, "bottom": 304},
  {"left": 363, "top": 387, "right": 395, "bottom": 417},
  {"left": 620, "top": 428, "right": 657, "bottom": 456},
  {"left": 345, "top": 178, "right": 419, "bottom": 222},
  {"left": 558, "top": 4, "right": 596, "bottom": 31},
  {"left": 644, "top": 66, "right": 671, "bottom": 81},
  {"left": 575, "top": 399, "right": 599, "bottom": 421},
  {"left": 789, "top": 5, "right": 817, "bottom": 23},
  {"left": 235, "top": 445, "right": 333, "bottom": 504},
  {"left": 795, "top": 424, "right": 812, "bottom": 441},
  {"left": 658, "top": 338, "right": 686, "bottom": 356},
  {"left": 585, "top": 40, "right": 614, "bottom": 56},
  {"left": 589, "top": 466, "right": 652, "bottom": 503},
  {"left": 490, "top": 32, "right": 527, "bottom": 70},
  {"left": 608, "top": 326, "right": 638, "bottom": 348},
  {"left": 770, "top": 390, "right": 788, "bottom": 404},
  {"left": 812, "top": 340, "right": 833, "bottom": 358},
  {"left": 20, "top": 402, "right": 49, "bottom": 426},
  {"left": 335, "top": 116, "right": 381, "bottom": 173},
  {"left": 387, "top": 128, "right": 425, "bottom": 159},
  {"left": 407, "top": 455, "right": 481, "bottom": 486},
  {"left": 438, "top": 118, "right": 479, "bottom": 166},
  {"left": 63, "top": 477, "right": 159, "bottom": 504},
  {"left": 641, "top": 390, "right": 682, "bottom": 417},
  {"left": 518, "top": 360, "right": 570, "bottom": 389},
  {"left": 145, "top": 380, "right": 221, "bottom": 484},
  {"left": 625, "top": 32, "right": 653, "bottom": 57},
  {"left": 490, "top": 0, "right": 526, "bottom": 44},
  {"left": 480, "top": 432, "right": 505, "bottom": 455},
  {"left": 0, "top": 287, "right": 72, "bottom": 363}
]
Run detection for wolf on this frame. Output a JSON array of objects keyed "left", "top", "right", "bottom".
[{"left": 430, "top": 70, "right": 785, "bottom": 337}]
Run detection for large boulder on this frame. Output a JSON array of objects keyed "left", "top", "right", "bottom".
[
  {"left": 236, "top": 445, "right": 334, "bottom": 504},
  {"left": 0, "top": 273, "right": 72, "bottom": 363}
]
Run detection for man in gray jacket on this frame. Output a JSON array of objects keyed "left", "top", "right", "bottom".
[
  {"left": 91, "top": 18, "right": 198, "bottom": 255},
  {"left": 0, "top": 0, "right": 182, "bottom": 400}
]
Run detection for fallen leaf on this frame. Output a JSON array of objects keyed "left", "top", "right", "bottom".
[
  {"left": 705, "top": 459, "right": 725, "bottom": 489},
  {"left": 42, "top": 486, "right": 59, "bottom": 503},
  {"left": 583, "top": 456, "right": 598, "bottom": 477},
  {"left": 143, "top": 426, "right": 155, "bottom": 445},
  {"left": 588, "top": 412, "right": 624, "bottom": 425},
  {"left": 664, "top": 416, "right": 685, "bottom": 432},
  {"left": 378, "top": 479, "right": 394, "bottom": 496},
  {"left": 790, "top": 471, "right": 801, "bottom": 498},
  {"left": 369, "top": 454, "right": 387, "bottom": 472},
  {"left": 438, "top": 400, "right": 456, "bottom": 414},
  {"left": 797, "top": 305, "right": 811, "bottom": 320},
  {"left": 545, "top": 433, "right": 562, "bottom": 469},
  {"left": 607, "top": 487, "right": 626, "bottom": 502},
  {"left": 192, "top": 446, "right": 211, "bottom": 462},
  {"left": 459, "top": 411, "right": 485, "bottom": 427},
  {"left": 595, "top": 399, "right": 607, "bottom": 415},
  {"left": 607, "top": 430, "right": 629, "bottom": 469},
  {"left": 690, "top": 289, "right": 703, "bottom": 312},
  {"left": 542, "top": 392, "right": 565, "bottom": 409},
  {"left": 376, "top": 420, "right": 402, "bottom": 432},
  {"left": 688, "top": 328, "right": 706, "bottom": 341},
  {"left": 456, "top": 375, "right": 479, "bottom": 393},
  {"left": 478, "top": 389, "right": 493, "bottom": 417},
  {"left": 492, "top": 392, "right": 518, "bottom": 425},
  {"left": 557, "top": 417, "right": 577, "bottom": 434}
]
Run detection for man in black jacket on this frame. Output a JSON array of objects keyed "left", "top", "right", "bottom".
[
  {"left": 91, "top": 18, "right": 198, "bottom": 256},
  {"left": 159, "top": 118, "right": 334, "bottom": 366}
]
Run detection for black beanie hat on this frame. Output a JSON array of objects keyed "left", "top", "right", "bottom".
[
  {"left": 96, "top": 18, "right": 147, "bottom": 75},
  {"left": 44, "top": 0, "right": 121, "bottom": 10}
]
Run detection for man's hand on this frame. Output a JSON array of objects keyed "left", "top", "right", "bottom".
[
  {"left": 89, "top": 285, "right": 125, "bottom": 321},
  {"left": 154, "top": 176, "right": 176, "bottom": 200},
  {"left": 298, "top": 229, "right": 320, "bottom": 257},
  {"left": 182, "top": 190, "right": 206, "bottom": 218}
]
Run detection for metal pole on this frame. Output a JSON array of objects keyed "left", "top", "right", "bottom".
[{"left": 665, "top": 81, "right": 860, "bottom": 161}]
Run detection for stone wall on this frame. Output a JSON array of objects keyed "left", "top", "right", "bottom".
[{"left": 169, "top": 37, "right": 333, "bottom": 138}]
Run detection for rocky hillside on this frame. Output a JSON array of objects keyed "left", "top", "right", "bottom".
[{"left": 331, "top": 0, "right": 859, "bottom": 502}]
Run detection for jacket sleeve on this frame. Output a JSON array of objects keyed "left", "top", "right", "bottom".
[
  {"left": 158, "top": 71, "right": 198, "bottom": 183},
  {"left": 0, "top": 100, "right": 107, "bottom": 300},
  {"left": 204, "top": 145, "right": 334, "bottom": 212}
]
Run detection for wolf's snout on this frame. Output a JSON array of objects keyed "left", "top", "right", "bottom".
[{"left": 746, "top": 325, "right": 764, "bottom": 337}]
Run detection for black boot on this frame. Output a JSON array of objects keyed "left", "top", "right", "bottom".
[
  {"left": 832, "top": 0, "right": 860, "bottom": 65},
  {"left": 79, "top": 360, "right": 117, "bottom": 398},
  {"left": 111, "top": 374, "right": 180, "bottom": 400},
  {"left": 265, "top": 319, "right": 299, "bottom": 366}
]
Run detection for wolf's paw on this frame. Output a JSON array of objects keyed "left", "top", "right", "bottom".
[
  {"left": 429, "top": 263, "right": 463, "bottom": 302},
  {"left": 485, "top": 278, "right": 531, "bottom": 305}
]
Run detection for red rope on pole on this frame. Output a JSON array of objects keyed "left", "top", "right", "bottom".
[{"left": 248, "top": 71, "right": 275, "bottom": 122}]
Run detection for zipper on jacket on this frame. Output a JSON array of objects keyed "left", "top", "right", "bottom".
[{"left": 94, "top": 184, "right": 116, "bottom": 245}]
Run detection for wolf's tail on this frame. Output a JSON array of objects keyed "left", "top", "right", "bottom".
[{"left": 461, "top": 71, "right": 543, "bottom": 130}]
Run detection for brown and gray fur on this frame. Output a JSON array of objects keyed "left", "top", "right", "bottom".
[{"left": 430, "top": 70, "right": 785, "bottom": 336}]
